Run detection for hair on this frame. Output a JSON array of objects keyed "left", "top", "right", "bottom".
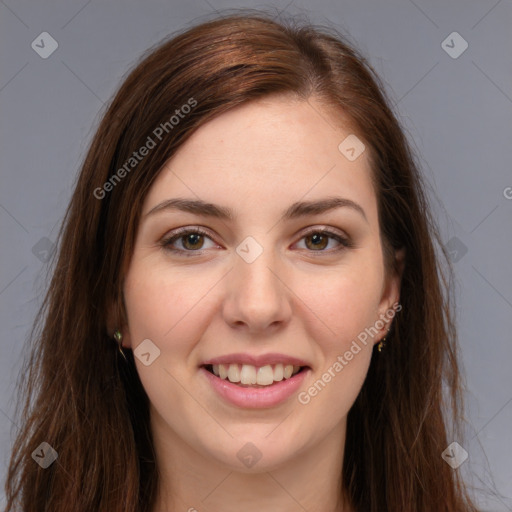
[{"left": 5, "top": 9, "right": 478, "bottom": 512}]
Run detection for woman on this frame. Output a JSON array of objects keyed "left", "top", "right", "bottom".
[{"left": 4, "top": 11, "right": 479, "bottom": 512}]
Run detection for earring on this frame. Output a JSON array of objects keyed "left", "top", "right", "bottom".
[
  {"left": 377, "top": 328, "right": 390, "bottom": 352},
  {"left": 113, "top": 329, "right": 127, "bottom": 361}
]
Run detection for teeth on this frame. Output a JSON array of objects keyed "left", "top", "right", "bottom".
[
  {"left": 210, "top": 363, "right": 303, "bottom": 386},
  {"left": 227, "top": 364, "right": 241, "bottom": 383},
  {"left": 273, "top": 363, "right": 284, "bottom": 381},
  {"left": 240, "top": 364, "right": 257, "bottom": 385},
  {"left": 218, "top": 363, "right": 228, "bottom": 379},
  {"left": 256, "top": 365, "right": 274, "bottom": 385},
  {"left": 283, "top": 364, "right": 293, "bottom": 379}
]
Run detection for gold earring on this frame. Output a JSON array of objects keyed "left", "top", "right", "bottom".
[
  {"left": 377, "top": 329, "right": 390, "bottom": 352},
  {"left": 113, "top": 330, "right": 127, "bottom": 361}
]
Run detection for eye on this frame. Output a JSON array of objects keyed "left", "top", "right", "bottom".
[
  {"left": 294, "top": 228, "right": 352, "bottom": 252},
  {"left": 160, "top": 228, "right": 219, "bottom": 255},
  {"left": 160, "top": 226, "right": 353, "bottom": 257}
]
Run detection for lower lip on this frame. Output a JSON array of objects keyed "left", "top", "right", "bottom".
[{"left": 200, "top": 367, "right": 310, "bottom": 409}]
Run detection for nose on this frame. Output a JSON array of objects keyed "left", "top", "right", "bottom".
[{"left": 222, "top": 245, "right": 292, "bottom": 334}]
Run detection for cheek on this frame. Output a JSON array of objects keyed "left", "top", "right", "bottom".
[
  {"left": 123, "top": 260, "right": 216, "bottom": 352},
  {"left": 293, "top": 261, "right": 384, "bottom": 352},
  {"left": 294, "top": 269, "right": 378, "bottom": 427},
  {"left": 122, "top": 262, "right": 210, "bottom": 412}
]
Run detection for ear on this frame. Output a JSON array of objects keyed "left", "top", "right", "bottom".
[
  {"left": 375, "top": 247, "right": 405, "bottom": 342},
  {"left": 106, "top": 296, "right": 133, "bottom": 349}
]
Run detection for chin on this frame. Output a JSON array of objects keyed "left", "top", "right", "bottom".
[{"left": 196, "top": 427, "right": 310, "bottom": 473}]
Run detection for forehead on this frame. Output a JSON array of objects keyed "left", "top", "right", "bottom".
[{"left": 142, "top": 96, "right": 377, "bottom": 224}]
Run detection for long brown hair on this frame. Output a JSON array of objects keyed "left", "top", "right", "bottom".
[{"left": 5, "top": 10, "right": 478, "bottom": 512}]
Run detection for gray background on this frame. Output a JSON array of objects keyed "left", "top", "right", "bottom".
[{"left": 1, "top": 0, "right": 511, "bottom": 510}]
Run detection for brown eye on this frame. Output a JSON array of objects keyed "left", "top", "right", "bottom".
[
  {"left": 161, "top": 228, "right": 217, "bottom": 255},
  {"left": 181, "top": 233, "right": 205, "bottom": 250},
  {"left": 304, "top": 233, "right": 329, "bottom": 250},
  {"left": 294, "top": 229, "right": 353, "bottom": 253}
]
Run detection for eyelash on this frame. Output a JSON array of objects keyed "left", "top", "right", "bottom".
[{"left": 160, "top": 226, "right": 353, "bottom": 257}]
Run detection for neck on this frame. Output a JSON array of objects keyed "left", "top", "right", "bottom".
[{"left": 150, "top": 411, "right": 354, "bottom": 512}]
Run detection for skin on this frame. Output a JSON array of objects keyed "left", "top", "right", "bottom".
[{"left": 119, "top": 95, "right": 404, "bottom": 512}]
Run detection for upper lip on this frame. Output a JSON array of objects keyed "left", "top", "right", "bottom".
[{"left": 201, "top": 352, "right": 311, "bottom": 368}]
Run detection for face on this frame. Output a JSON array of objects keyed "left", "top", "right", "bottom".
[{"left": 120, "top": 95, "right": 402, "bottom": 472}]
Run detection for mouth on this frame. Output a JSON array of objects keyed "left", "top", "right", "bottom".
[
  {"left": 200, "top": 361, "right": 311, "bottom": 409},
  {"left": 202, "top": 363, "right": 307, "bottom": 388}
]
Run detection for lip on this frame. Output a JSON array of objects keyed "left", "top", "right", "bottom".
[
  {"left": 200, "top": 366, "right": 310, "bottom": 409},
  {"left": 201, "top": 352, "right": 310, "bottom": 367}
]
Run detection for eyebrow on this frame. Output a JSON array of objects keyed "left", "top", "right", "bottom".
[{"left": 145, "top": 196, "right": 368, "bottom": 223}]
